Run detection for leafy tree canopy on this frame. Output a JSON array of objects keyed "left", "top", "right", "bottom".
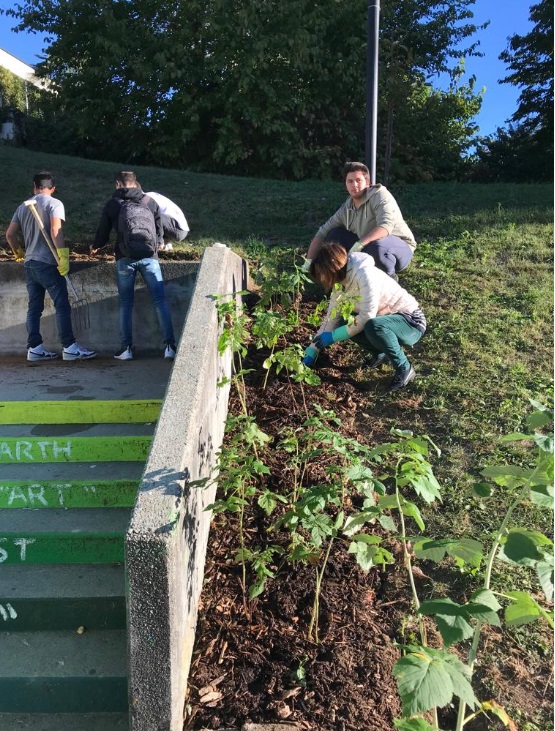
[{"left": 7, "top": 0, "right": 484, "bottom": 181}]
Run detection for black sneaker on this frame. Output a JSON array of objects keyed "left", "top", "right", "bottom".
[{"left": 389, "top": 365, "right": 416, "bottom": 391}]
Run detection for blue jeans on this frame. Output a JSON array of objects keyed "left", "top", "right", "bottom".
[
  {"left": 325, "top": 227, "right": 413, "bottom": 276},
  {"left": 24, "top": 260, "right": 74, "bottom": 348},
  {"left": 116, "top": 257, "right": 175, "bottom": 348}
]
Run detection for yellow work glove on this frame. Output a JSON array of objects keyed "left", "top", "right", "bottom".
[
  {"left": 57, "top": 248, "right": 70, "bottom": 276},
  {"left": 13, "top": 247, "right": 25, "bottom": 262}
]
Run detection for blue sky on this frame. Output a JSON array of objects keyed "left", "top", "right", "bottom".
[{"left": 0, "top": 0, "right": 533, "bottom": 138}]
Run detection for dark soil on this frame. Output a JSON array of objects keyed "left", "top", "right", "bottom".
[{"left": 183, "top": 299, "right": 554, "bottom": 731}]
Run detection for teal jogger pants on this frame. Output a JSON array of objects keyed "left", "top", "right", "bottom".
[{"left": 352, "top": 314, "right": 423, "bottom": 370}]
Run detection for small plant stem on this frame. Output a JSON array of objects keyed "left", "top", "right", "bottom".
[
  {"left": 308, "top": 536, "right": 334, "bottom": 643},
  {"left": 262, "top": 346, "right": 275, "bottom": 390},
  {"left": 237, "top": 478, "right": 250, "bottom": 619},
  {"left": 394, "top": 467, "right": 439, "bottom": 729},
  {"left": 454, "top": 473, "right": 538, "bottom": 731}
]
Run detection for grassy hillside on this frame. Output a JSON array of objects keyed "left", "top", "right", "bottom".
[{"left": 0, "top": 145, "right": 552, "bottom": 249}]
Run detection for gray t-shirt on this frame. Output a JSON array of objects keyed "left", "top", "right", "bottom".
[{"left": 11, "top": 194, "right": 65, "bottom": 264}]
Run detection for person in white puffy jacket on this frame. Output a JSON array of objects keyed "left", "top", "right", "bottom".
[
  {"left": 146, "top": 191, "right": 189, "bottom": 250},
  {"left": 302, "top": 243, "right": 426, "bottom": 391}
]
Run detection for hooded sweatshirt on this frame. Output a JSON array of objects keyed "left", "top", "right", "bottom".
[{"left": 316, "top": 185, "right": 416, "bottom": 250}]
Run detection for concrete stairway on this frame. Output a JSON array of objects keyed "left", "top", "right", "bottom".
[{"left": 0, "top": 398, "right": 161, "bottom": 731}]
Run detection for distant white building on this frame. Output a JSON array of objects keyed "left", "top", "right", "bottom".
[
  {"left": 0, "top": 47, "right": 51, "bottom": 139},
  {"left": 0, "top": 47, "right": 48, "bottom": 90}
]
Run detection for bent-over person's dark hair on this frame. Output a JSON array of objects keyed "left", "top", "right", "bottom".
[
  {"left": 342, "top": 161, "right": 370, "bottom": 181},
  {"left": 310, "top": 243, "right": 348, "bottom": 292},
  {"left": 116, "top": 171, "right": 139, "bottom": 187},
  {"left": 33, "top": 171, "right": 55, "bottom": 190}
]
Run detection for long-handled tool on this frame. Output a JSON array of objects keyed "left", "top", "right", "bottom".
[{"left": 24, "top": 199, "right": 90, "bottom": 331}]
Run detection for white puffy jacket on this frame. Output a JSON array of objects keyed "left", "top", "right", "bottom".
[{"left": 316, "top": 253, "right": 421, "bottom": 340}]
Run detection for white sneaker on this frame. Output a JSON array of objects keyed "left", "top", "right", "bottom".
[
  {"left": 114, "top": 346, "right": 133, "bottom": 361},
  {"left": 27, "top": 345, "right": 58, "bottom": 362},
  {"left": 164, "top": 344, "right": 176, "bottom": 360},
  {"left": 62, "top": 342, "right": 97, "bottom": 361}
]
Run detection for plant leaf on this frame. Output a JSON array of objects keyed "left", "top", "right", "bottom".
[
  {"left": 480, "top": 700, "right": 517, "bottom": 730},
  {"left": 393, "top": 646, "right": 476, "bottom": 716},
  {"left": 504, "top": 591, "right": 552, "bottom": 627},
  {"left": 530, "top": 485, "right": 554, "bottom": 509},
  {"left": 434, "top": 613, "right": 474, "bottom": 646},
  {"left": 413, "top": 538, "right": 483, "bottom": 568},
  {"left": 526, "top": 409, "right": 553, "bottom": 430},
  {"left": 502, "top": 529, "right": 553, "bottom": 566},
  {"left": 379, "top": 514, "right": 398, "bottom": 532},
  {"left": 473, "top": 481, "right": 494, "bottom": 498},
  {"left": 402, "top": 500, "right": 425, "bottom": 531},
  {"left": 343, "top": 510, "right": 378, "bottom": 536},
  {"left": 536, "top": 555, "right": 554, "bottom": 601}
]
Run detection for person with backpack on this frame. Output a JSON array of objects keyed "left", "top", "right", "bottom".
[{"left": 91, "top": 171, "right": 177, "bottom": 360}]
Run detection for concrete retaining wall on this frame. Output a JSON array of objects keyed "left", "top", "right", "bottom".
[
  {"left": 0, "top": 260, "right": 198, "bottom": 355},
  {"left": 125, "top": 246, "right": 247, "bottom": 730}
]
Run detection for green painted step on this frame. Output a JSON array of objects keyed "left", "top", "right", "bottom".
[
  {"left": 0, "top": 629, "right": 128, "bottom": 713},
  {"left": 0, "top": 480, "right": 139, "bottom": 508},
  {"left": 0, "top": 400, "right": 161, "bottom": 424},
  {"left": 0, "top": 713, "right": 129, "bottom": 731},
  {"left": 0, "top": 508, "right": 130, "bottom": 564},
  {"left": 0, "top": 436, "right": 152, "bottom": 463},
  {"left": 0, "top": 564, "right": 125, "bottom": 631}
]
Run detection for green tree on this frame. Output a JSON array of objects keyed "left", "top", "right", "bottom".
[
  {"left": 472, "top": 0, "right": 553, "bottom": 182},
  {"left": 499, "top": 0, "right": 553, "bottom": 136},
  {"left": 8, "top": 0, "right": 485, "bottom": 181}
]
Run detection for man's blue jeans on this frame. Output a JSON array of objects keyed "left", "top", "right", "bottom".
[
  {"left": 24, "top": 260, "right": 74, "bottom": 348},
  {"left": 116, "top": 257, "right": 175, "bottom": 348}
]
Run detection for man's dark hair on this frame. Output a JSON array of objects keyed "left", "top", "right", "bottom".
[
  {"left": 33, "top": 171, "right": 55, "bottom": 190},
  {"left": 116, "top": 170, "right": 139, "bottom": 187},
  {"left": 342, "top": 161, "right": 370, "bottom": 180}
]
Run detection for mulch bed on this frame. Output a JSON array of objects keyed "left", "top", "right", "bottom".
[{"left": 182, "top": 299, "right": 554, "bottom": 730}]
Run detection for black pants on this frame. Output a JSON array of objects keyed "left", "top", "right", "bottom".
[{"left": 325, "top": 227, "right": 413, "bottom": 277}]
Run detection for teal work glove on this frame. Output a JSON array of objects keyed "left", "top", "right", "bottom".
[
  {"left": 350, "top": 240, "right": 364, "bottom": 253},
  {"left": 313, "top": 325, "right": 350, "bottom": 350},
  {"left": 302, "top": 344, "right": 318, "bottom": 368},
  {"left": 57, "top": 248, "right": 70, "bottom": 276},
  {"left": 301, "top": 257, "right": 312, "bottom": 273}
]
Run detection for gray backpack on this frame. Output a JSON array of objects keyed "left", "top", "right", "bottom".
[{"left": 118, "top": 195, "right": 157, "bottom": 258}]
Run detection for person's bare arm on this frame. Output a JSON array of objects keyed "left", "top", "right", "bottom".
[
  {"left": 50, "top": 216, "right": 64, "bottom": 250},
  {"left": 306, "top": 235, "right": 325, "bottom": 261},
  {"left": 6, "top": 221, "right": 25, "bottom": 260},
  {"left": 357, "top": 225, "right": 389, "bottom": 246}
]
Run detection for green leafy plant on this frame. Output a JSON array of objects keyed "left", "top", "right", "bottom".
[{"left": 392, "top": 402, "right": 554, "bottom": 730}]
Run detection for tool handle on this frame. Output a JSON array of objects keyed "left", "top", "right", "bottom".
[
  {"left": 25, "top": 200, "right": 60, "bottom": 263},
  {"left": 25, "top": 199, "right": 79, "bottom": 297}
]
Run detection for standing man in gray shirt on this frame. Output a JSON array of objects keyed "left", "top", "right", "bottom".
[
  {"left": 5, "top": 171, "right": 96, "bottom": 362},
  {"left": 303, "top": 161, "right": 416, "bottom": 279}
]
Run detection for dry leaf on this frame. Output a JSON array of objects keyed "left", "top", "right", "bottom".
[
  {"left": 281, "top": 687, "right": 302, "bottom": 700},
  {"left": 199, "top": 690, "right": 222, "bottom": 704}
]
